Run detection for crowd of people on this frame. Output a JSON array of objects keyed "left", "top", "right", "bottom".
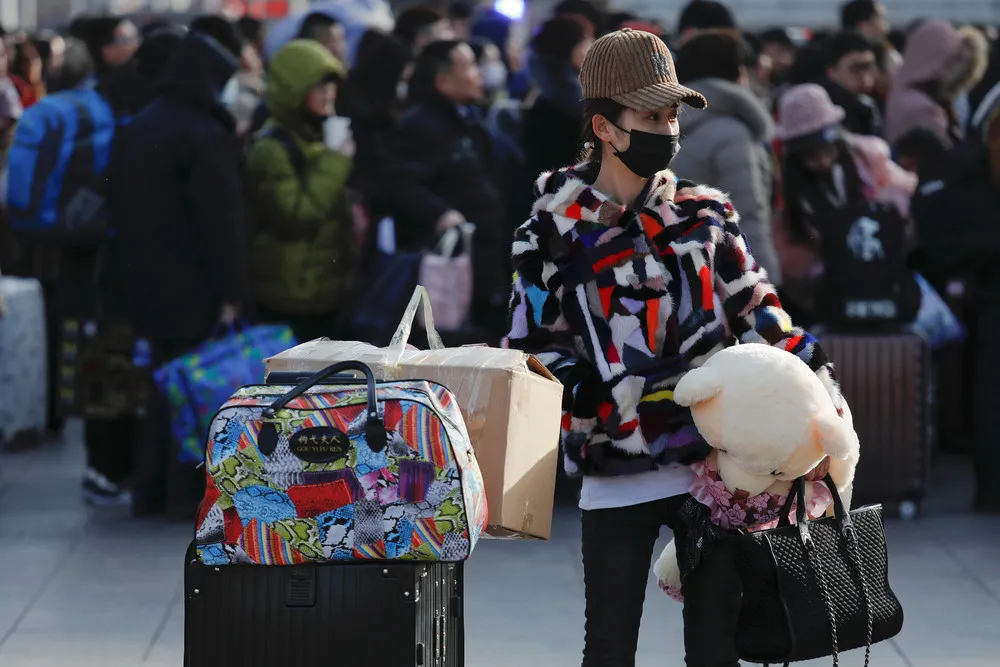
[{"left": 0, "top": 0, "right": 998, "bottom": 519}]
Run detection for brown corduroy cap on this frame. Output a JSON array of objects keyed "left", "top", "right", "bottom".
[{"left": 580, "top": 28, "right": 707, "bottom": 110}]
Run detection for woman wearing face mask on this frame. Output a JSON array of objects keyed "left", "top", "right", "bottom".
[
  {"left": 504, "top": 30, "right": 847, "bottom": 667},
  {"left": 775, "top": 83, "right": 917, "bottom": 325},
  {"left": 244, "top": 39, "right": 357, "bottom": 343}
]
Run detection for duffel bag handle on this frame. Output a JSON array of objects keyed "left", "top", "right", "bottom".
[{"left": 262, "top": 360, "right": 387, "bottom": 452}]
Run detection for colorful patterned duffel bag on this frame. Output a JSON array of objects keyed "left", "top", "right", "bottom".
[{"left": 194, "top": 361, "right": 488, "bottom": 565}]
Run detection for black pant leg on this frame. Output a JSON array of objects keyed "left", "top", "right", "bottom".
[
  {"left": 580, "top": 500, "right": 667, "bottom": 667},
  {"left": 665, "top": 499, "right": 742, "bottom": 667}
]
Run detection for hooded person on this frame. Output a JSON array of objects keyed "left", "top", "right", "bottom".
[
  {"left": 112, "top": 26, "right": 248, "bottom": 519},
  {"left": 244, "top": 39, "right": 357, "bottom": 344},
  {"left": 885, "top": 20, "right": 988, "bottom": 148}
]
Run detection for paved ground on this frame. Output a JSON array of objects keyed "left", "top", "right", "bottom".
[{"left": 1, "top": 422, "right": 999, "bottom": 666}]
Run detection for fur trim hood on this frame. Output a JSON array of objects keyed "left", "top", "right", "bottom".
[{"left": 679, "top": 78, "right": 775, "bottom": 142}]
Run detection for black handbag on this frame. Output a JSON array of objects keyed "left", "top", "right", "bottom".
[{"left": 734, "top": 475, "right": 904, "bottom": 666}]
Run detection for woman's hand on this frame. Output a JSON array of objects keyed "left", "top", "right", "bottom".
[{"left": 805, "top": 455, "right": 831, "bottom": 481}]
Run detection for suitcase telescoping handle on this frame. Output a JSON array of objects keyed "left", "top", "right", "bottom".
[{"left": 261, "top": 361, "right": 388, "bottom": 452}]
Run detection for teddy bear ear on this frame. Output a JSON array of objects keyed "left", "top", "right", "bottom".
[
  {"left": 813, "top": 412, "right": 861, "bottom": 460},
  {"left": 673, "top": 366, "right": 724, "bottom": 407}
]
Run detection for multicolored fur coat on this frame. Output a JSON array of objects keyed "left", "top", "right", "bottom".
[{"left": 503, "top": 163, "right": 846, "bottom": 477}]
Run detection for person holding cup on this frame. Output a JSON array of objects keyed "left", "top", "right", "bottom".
[{"left": 245, "top": 39, "right": 358, "bottom": 343}]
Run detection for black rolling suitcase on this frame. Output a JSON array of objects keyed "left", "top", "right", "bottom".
[{"left": 184, "top": 542, "right": 465, "bottom": 666}]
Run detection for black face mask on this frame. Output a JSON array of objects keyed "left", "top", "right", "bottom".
[{"left": 609, "top": 121, "right": 681, "bottom": 179}]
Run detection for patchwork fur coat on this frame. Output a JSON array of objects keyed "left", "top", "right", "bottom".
[{"left": 503, "top": 164, "right": 847, "bottom": 477}]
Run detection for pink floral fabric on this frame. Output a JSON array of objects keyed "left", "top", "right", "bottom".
[{"left": 688, "top": 457, "right": 834, "bottom": 532}]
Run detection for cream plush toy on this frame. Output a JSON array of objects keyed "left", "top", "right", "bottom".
[{"left": 653, "top": 343, "right": 860, "bottom": 601}]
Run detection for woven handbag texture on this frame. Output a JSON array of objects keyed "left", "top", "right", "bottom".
[
  {"left": 194, "top": 380, "right": 488, "bottom": 565},
  {"left": 735, "top": 504, "right": 903, "bottom": 664}
]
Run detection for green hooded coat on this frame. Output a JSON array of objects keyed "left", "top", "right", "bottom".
[{"left": 245, "top": 39, "right": 355, "bottom": 314}]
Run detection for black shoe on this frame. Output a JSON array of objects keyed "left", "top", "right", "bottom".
[{"left": 974, "top": 488, "right": 1000, "bottom": 514}]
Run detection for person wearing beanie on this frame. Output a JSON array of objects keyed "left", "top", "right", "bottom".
[
  {"left": 503, "top": 28, "right": 846, "bottom": 667},
  {"left": 773, "top": 83, "right": 916, "bottom": 323},
  {"left": 245, "top": 40, "right": 356, "bottom": 343},
  {"left": 672, "top": 32, "right": 782, "bottom": 284},
  {"left": 885, "top": 20, "right": 988, "bottom": 148},
  {"left": 676, "top": 0, "right": 737, "bottom": 46}
]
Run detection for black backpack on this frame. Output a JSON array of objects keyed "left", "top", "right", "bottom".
[{"left": 816, "top": 200, "right": 921, "bottom": 329}]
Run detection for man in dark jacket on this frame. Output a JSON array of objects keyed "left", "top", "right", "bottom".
[
  {"left": 112, "top": 23, "right": 247, "bottom": 519},
  {"left": 385, "top": 39, "right": 507, "bottom": 338},
  {"left": 820, "top": 31, "right": 884, "bottom": 137}
]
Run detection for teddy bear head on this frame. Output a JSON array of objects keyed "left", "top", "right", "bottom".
[{"left": 673, "top": 344, "right": 859, "bottom": 496}]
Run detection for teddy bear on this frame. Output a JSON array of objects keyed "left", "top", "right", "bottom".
[{"left": 652, "top": 343, "right": 860, "bottom": 601}]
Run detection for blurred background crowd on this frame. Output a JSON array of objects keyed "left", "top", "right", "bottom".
[{"left": 0, "top": 0, "right": 998, "bottom": 520}]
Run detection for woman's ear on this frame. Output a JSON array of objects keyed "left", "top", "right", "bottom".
[{"left": 592, "top": 113, "right": 615, "bottom": 143}]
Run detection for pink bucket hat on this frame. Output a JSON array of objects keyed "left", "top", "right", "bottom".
[{"left": 775, "top": 83, "right": 846, "bottom": 141}]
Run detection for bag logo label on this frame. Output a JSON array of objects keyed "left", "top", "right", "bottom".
[
  {"left": 847, "top": 216, "right": 885, "bottom": 262},
  {"left": 289, "top": 427, "right": 351, "bottom": 463}
]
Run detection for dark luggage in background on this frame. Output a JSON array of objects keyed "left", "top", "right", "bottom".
[
  {"left": 816, "top": 201, "right": 921, "bottom": 330},
  {"left": 820, "top": 333, "right": 932, "bottom": 519},
  {"left": 184, "top": 542, "right": 465, "bottom": 667}
]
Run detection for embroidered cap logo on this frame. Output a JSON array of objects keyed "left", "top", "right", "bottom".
[{"left": 651, "top": 51, "right": 669, "bottom": 79}]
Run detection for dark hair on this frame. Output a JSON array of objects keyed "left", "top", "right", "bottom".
[
  {"left": 788, "top": 39, "right": 828, "bottom": 84},
  {"left": 893, "top": 126, "right": 950, "bottom": 170},
  {"left": 678, "top": 0, "right": 737, "bottom": 33},
  {"left": 407, "top": 39, "right": 464, "bottom": 105},
  {"left": 449, "top": 2, "right": 474, "bottom": 20},
  {"left": 190, "top": 15, "right": 243, "bottom": 59},
  {"left": 887, "top": 28, "right": 907, "bottom": 53},
  {"left": 394, "top": 4, "right": 447, "bottom": 49},
  {"left": 553, "top": 0, "right": 604, "bottom": 34},
  {"left": 236, "top": 16, "right": 263, "bottom": 46},
  {"left": 340, "top": 29, "right": 410, "bottom": 121},
  {"left": 822, "top": 30, "right": 877, "bottom": 69},
  {"left": 579, "top": 97, "right": 627, "bottom": 166},
  {"left": 141, "top": 19, "right": 177, "bottom": 38},
  {"left": 677, "top": 31, "right": 751, "bottom": 83},
  {"left": 69, "top": 15, "right": 128, "bottom": 72},
  {"left": 840, "top": 0, "right": 879, "bottom": 30},
  {"left": 781, "top": 138, "right": 863, "bottom": 243},
  {"left": 49, "top": 37, "right": 94, "bottom": 92},
  {"left": 98, "top": 25, "right": 185, "bottom": 115},
  {"left": 298, "top": 12, "right": 338, "bottom": 41},
  {"left": 759, "top": 27, "right": 795, "bottom": 49},
  {"left": 605, "top": 12, "right": 637, "bottom": 32},
  {"left": 530, "top": 17, "right": 586, "bottom": 63}
]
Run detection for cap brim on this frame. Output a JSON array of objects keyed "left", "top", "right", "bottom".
[{"left": 611, "top": 82, "right": 707, "bottom": 111}]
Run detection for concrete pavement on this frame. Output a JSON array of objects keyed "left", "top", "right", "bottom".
[{"left": 1, "top": 421, "right": 999, "bottom": 666}]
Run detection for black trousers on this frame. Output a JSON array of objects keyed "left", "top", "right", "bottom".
[
  {"left": 581, "top": 496, "right": 742, "bottom": 667},
  {"left": 131, "top": 338, "right": 205, "bottom": 521},
  {"left": 83, "top": 417, "right": 136, "bottom": 485}
]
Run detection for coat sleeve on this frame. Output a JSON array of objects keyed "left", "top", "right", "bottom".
[
  {"left": 383, "top": 118, "right": 452, "bottom": 237},
  {"left": 709, "top": 119, "right": 782, "bottom": 284},
  {"left": 700, "top": 193, "right": 849, "bottom": 416},
  {"left": 246, "top": 136, "right": 352, "bottom": 242},
  {"left": 503, "top": 217, "right": 617, "bottom": 475},
  {"left": 185, "top": 130, "right": 248, "bottom": 306}
]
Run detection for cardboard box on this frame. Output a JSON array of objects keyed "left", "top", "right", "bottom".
[{"left": 265, "top": 339, "right": 563, "bottom": 540}]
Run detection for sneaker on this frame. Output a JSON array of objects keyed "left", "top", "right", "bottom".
[{"left": 82, "top": 468, "right": 133, "bottom": 507}]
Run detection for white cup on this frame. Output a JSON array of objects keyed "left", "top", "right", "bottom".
[{"left": 323, "top": 116, "right": 351, "bottom": 151}]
